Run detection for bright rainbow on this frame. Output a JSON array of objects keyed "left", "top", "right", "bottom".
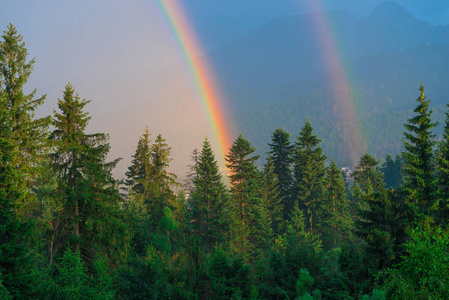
[
  {"left": 157, "top": 0, "right": 233, "bottom": 170},
  {"left": 304, "top": 1, "right": 366, "bottom": 164}
]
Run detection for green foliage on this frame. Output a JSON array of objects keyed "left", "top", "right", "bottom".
[
  {"left": 189, "top": 138, "right": 230, "bottom": 254},
  {"left": 0, "top": 85, "right": 35, "bottom": 298},
  {"left": 357, "top": 188, "right": 408, "bottom": 272},
  {"left": 207, "top": 246, "right": 252, "bottom": 299},
  {"left": 322, "top": 159, "right": 353, "bottom": 249},
  {"left": 380, "top": 154, "right": 403, "bottom": 189},
  {"left": 268, "top": 127, "right": 294, "bottom": 217},
  {"left": 382, "top": 227, "right": 449, "bottom": 299},
  {"left": 117, "top": 253, "right": 171, "bottom": 299},
  {"left": 261, "top": 156, "right": 284, "bottom": 235},
  {"left": 257, "top": 222, "right": 323, "bottom": 299},
  {"left": 226, "top": 134, "right": 265, "bottom": 258},
  {"left": 35, "top": 248, "right": 116, "bottom": 300},
  {"left": 402, "top": 83, "right": 438, "bottom": 226},
  {"left": 292, "top": 119, "right": 326, "bottom": 234},
  {"left": 0, "top": 23, "right": 50, "bottom": 217},
  {"left": 436, "top": 104, "right": 449, "bottom": 225},
  {"left": 50, "top": 83, "right": 130, "bottom": 266},
  {"left": 0, "top": 279, "right": 12, "bottom": 300},
  {"left": 362, "top": 289, "right": 386, "bottom": 300},
  {"left": 333, "top": 245, "right": 370, "bottom": 298},
  {"left": 352, "top": 153, "right": 384, "bottom": 193},
  {"left": 350, "top": 153, "right": 384, "bottom": 226},
  {"left": 296, "top": 268, "right": 314, "bottom": 298},
  {"left": 125, "top": 127, "right": 151, "bottom": 195},
  {"left": 147, "top": 134, "right": 181, "bottom": 223}
]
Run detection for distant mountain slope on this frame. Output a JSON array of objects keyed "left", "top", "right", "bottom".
[
  {"left": 206, "top": 1, "right": 449, "bottom": 110},
  {"left": 200, "top": 1, "right": 449, "bottom": 166},
  {"left": 233, "top": 43, "right": 449, "bottom": 166}
]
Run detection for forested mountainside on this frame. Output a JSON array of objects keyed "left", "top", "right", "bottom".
[{"left": 202, "top": 2, "right": 449, "bottom": 165}]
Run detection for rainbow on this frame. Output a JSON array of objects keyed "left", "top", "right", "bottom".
[
  {"left": 304, "top": 1, "right": 366, "bottom": 164},
  {"left": 157, "top": 0, "right": 233, "bottom": 170},
  {"left": 158, "top": 0, "right": 365, "bottom": 166}
]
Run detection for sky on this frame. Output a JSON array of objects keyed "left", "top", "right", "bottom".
[{"left": 0, "top": 0, "right": 448, "bottom": 180}]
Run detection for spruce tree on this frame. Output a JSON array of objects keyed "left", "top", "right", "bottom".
[
  {"left": 50, "top": 84, "right": 129, "bottom": 264},
  {"left": 436, "top": 104, "right": 449, "bottom": 225},
  {"left": 380, "top": 154, "right": 403, "bottom": 189},
  {"left": 147, "top": 134, "right": 180, "bottom": 223},
  {"left": 322, "top": 159, "right": 353, "bottom": 248},
  {"left": 0, "top": 94, "right": 35, "bottom": 298},
  {"left": 0, "top": 24, "right": 50, "bottom": 216},
  {"left": 350, "top": 153, "right": 384, "bottom": 222},
  {"left": 402, "top": 83, "right": 438, "bottom": 226},
  {"left": 351, "top": 153, "right": 384, "bottom": 193},
  {"left": 292, "top": 119, "right": 326, "bottom": 234},
  {"left": 185, "top": 147, "right": 200, "bottom": 194},
  {"left": 356, "top": 188, "right": 408, "bottom": 272},
  {"left": 189, "top": 138, "right": 230, "bottom": 253},
  {"left": 226, "top": 134, "right": 269, "bottom": 258},
  {"left": 261, "top": 156, "right": 284, "bottom": 235},
  {"left": 125, "top": 127, "right": 151, "bottom": 195},
  {"left": 268, "top": 127, "right": 293, "bottom": 217}
]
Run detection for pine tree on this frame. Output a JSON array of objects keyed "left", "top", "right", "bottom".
[
  {"left": 189, "top": 138, "right": 230, "bottom": 253},
  {"left": 50, "top": 84, "right": 129, "bottom": 264},
  {"left": 322, "top": 159, "right": 353, "bottom": 249},
  {"left": 402, "top": 83, "right": 438, "bottom": 226},
  {"left": 0, "top": 24, "right": 50, "bottom": 216},
  {"left": 268, "top": 127, "right": 293, "bottom": 217},
  {"left": 292, "top": 119, "right": 326, "bottom": 234}
]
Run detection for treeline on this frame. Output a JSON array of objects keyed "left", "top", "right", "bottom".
[{"left": 2, "top": 24, "right": 449, "bottom": 299}]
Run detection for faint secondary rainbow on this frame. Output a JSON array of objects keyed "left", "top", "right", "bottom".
[
  {"left": 157, "top": 0, "right": 233, "bottom": 169},
  {"left": 304, "top": 1, "right": 366, "bottom": 164}
]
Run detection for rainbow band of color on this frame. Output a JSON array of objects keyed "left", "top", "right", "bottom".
[
  {"left": 305, "top": 0, "right": 366, "bottom": 163},
  {"left": 157, "top": 0, "right": 233, "bottom": 169}
]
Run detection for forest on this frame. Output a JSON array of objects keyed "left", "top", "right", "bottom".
[{"left": 1, "top": 24, "right": 449, "bottom": 300}]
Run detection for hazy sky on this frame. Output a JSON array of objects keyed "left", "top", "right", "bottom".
[{"left": 0, "top": 0, "right": 447, "bottom": 179}]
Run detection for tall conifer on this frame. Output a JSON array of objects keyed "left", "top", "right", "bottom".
[
  {"left": 402, "top": 83, "right": 438, "bottom": 226},
  {"left": 0, "top": 24, "right": 50, "bottom": 216},
  {"left": 147, "top": 134, "right": 180, "bottom": 223},
  {"left": 436, "top": 104, "right": 449, "bottom": 225},
  {"left": 261, "top": 156, "right": 284, "bottom": 235},
  {"left": 292, "top": 120, "right": 326, "bottom": 234},
  {"left": 322, "top": 159, "right": 353, "bottom": 248},
  {"left": 190, "top": 138, "right": 230, "bottom": 253},
  {"left": 226, "top": 134, "right": 266, "bottom": 257},
  {"left": 268, "top": 128, "right": 293, "bottom": 217},
  {"left": 50, "top": 84, "right": 128, "bottom": 264},
  {"left": 125, "top": 127, "right": 151, "bottom": 195},
  {"left": 0, "top": 88, "right": 35, "bottom": 298}
]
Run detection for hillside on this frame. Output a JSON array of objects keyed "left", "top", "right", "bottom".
[{"left": 202, "top": 1, "right": 449, "bottom": 165}]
